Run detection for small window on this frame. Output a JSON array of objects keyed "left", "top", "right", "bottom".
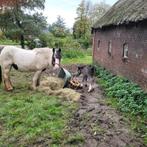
[
  {"left": 123, "top": 43, "right": 128, "bottom": 59},
  {"left": 97, "top": 40, "right": 100, "bottom": 51},
  {"left": 108, "top": 41, "right": 112, "bottom": 56}
]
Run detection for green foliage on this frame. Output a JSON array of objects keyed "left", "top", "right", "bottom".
[
  {"left": 72, "top": 0, "right": 110, "bottom": 49},
  {"left": 95, "top": 65, "right": 147, "bottom": 143},
  {"left": 62, "top": 55, "right": 92, "bottom": 65},
  {"left": 0, "top": 39, "right": 19, "bottom": 45},
  {"left": 73, "top": 0, "right": 91, "bottom": 49},
  {"left": 0, "top": 0, "right": 47, "bottom": 48},
  {"left": 49, "top": 16, "right": 69, "bottom": 38},
  {"left": 39, "top": 32, "right": 82, "bottom": 50},
  {"left": 89, "top": 1, "right": 110, "bottom": 25},
  {"left": 96, "top": 65, "right": 147, "bottom": 117},
  {"left": 61, "top": 48, "right": 92, "bottom": 65},
  {"left": 62, "top": 49, "right": 85, "bottom": 58}
]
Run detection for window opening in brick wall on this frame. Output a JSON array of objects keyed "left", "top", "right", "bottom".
[
  {"left": 97, "top": 40, "right": 100, "bottom": 51},
  {"left": 123, "top": 43, "right": 128, "bottom": 59},
  {"left": 108, "top": 41, "right": 112, "bottom": 56}
]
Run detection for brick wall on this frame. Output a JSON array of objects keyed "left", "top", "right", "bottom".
[{"left": 93, "top": 21, "right": 147, "bottom": 89}]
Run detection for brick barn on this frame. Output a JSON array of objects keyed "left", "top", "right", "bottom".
[{"left": 92, "top": 0, "right": 147, "bottom": 89}]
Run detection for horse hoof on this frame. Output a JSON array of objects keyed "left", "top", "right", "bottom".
[
  {"left": 32, "top": 87, "right": 37, "bottom": 91},
  {"left": 5, "top": 87, "right": 13, "bottom": 91}
]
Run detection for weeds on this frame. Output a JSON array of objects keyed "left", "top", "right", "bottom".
[{"left": 95, "top": 65, "right": 147, "bottom": 143}]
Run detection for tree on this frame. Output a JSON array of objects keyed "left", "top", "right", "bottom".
[
  {"left": 0, "top": 0, "right": 45, "bottom": 10},
  {"left": 73, "top": 0, "right": 91, "bottom": 48},
  {"left": 0, "top": 0, "right": 47, "bottom": 48},
  {"left": 89, "top": 1, "right": 110, "bottom": 25},
  {"left": 49, "top": 16, "right": 69, "bottom": 38},
  {"left": 73, "top": 0, "right": 110, "bottom": 49}
]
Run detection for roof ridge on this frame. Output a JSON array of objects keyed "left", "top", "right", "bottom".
[{"left": 93, "top": 0, "right": 147, "bottom": 29}]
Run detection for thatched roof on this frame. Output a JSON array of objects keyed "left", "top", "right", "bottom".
[{"left": 93, "top": 0, "right": 147, "bottom": 29}]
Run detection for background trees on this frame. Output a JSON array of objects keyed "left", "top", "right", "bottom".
[
  {"left": 0, "top": 0, "right": 110, "bottom": 50},
  {"left": 0, "top": 0, "right": 47, "bottom": 48},
  {"left": 73, "top": 0, "right": 91, "bottom": 49},
  {"left": 73, "top": 0, "right": 110, "bottom": 49},
  {"left": 89, "top": 1, "right": 110, "bottom": 26}
]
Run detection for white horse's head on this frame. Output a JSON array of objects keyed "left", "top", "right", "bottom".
[{"left": 52, "top": 48, "right": 62, "bottom": 69}]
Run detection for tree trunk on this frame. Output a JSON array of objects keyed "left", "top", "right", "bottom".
[{"left": 20, "top": 34, "right": 25, "bottom": 48}]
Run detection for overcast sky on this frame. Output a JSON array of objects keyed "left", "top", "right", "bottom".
[{"left": 43, "top": 0, "right": 118, "bottom": 28}]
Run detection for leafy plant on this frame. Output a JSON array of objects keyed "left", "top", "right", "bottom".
[{"left": 95, "top": 65, "right": 147, "bottom": 143}]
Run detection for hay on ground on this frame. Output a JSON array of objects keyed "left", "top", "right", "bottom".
[{"left": 37, "top": 77, "right": 81, "bottom": 101}]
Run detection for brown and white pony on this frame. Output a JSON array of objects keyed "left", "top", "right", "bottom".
[{"left": 0, "top": 46, "right": 61, "bottom": 91}]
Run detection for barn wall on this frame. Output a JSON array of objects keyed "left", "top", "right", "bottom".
[{"left": 93, "top": 22, "right": 147, "bottom": 88}]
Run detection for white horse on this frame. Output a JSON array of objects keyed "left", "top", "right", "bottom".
[{"left": 0, "top": 46, "right": 61, "bottom": 91}]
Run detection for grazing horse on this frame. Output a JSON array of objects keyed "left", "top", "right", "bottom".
[{"left": 0, "top": 46, "right": 61, "bottom": 91}]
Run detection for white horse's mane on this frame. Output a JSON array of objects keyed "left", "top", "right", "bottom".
[{"left": 33, "top": 47, "right": 52, "bottom": 55}]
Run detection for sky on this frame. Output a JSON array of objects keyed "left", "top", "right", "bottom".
[{"left": 43, "top": 0, "right": 118, "bottom": 28}]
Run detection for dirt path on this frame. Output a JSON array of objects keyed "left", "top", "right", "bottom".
[{"left": 64, "top": 65, "right": 144, "bottom": 147}]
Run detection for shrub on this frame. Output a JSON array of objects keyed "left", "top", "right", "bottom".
[{"left": 95, "top": 65, "right": 147, "bottom": 117}]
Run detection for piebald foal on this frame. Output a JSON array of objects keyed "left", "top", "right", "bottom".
[{"left": 0, "top": 46, "right": 61, "bottom": 91}]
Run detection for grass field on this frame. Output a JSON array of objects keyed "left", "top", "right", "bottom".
[
  {"left": 62, "top": 55, "right": 92, "bottom": 65},
  {"left": 0, "top": 71, "right": 77, "bottom": 146},
  {"left": 0, "top": 49, "right": 92, "bottom": 146}
]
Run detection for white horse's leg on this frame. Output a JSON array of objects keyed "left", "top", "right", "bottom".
[
  {"left": 3, "top": 66, "right": 13, "bottom": 91},
  {"left": 36, "top": 71, "right": 42, "bottom": 87},
  {"left": 32, "top": 70, "right": 42, "bottom": 90}
]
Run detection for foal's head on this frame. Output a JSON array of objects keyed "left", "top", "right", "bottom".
[{"left": 52, "top": 48, "right": 62, "bottom": 69}]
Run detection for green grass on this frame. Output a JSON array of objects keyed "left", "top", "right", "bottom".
[
  {"left": 62, "top": 55, "right": 92, "bottom": 65},
  {"left": 61, "top": 48, "right": 92, "bottom": 65},
  {"left": 0, "top": 39, "right": 19, "bottom": 45},
  {"left": 62, "top": 49, "right": 85, "bottom": 58},
  {"left": 0, "top": 71, "right": 77, "bottom": 146}
]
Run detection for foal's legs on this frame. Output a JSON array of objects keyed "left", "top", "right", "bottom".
[
  {"left": 88, "top": 77, "right": 94, "bottom": 92},
  {"left": 3, "top": 65, "right": 13, "bottom": 91},
  {"left": 32, "top": 70, "right": 42, "bottom": 90}
]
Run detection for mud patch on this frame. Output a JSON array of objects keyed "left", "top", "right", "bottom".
[{"left": 63, "top": 65, "right": 145, "bottom": 147}]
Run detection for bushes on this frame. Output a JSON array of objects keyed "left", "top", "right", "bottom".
[
  {"left": 95, "top": 65, "right": 147, "bottom": 118},
  {"left": 38, "top": 33, "right": 82, "bottom": 50}
]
